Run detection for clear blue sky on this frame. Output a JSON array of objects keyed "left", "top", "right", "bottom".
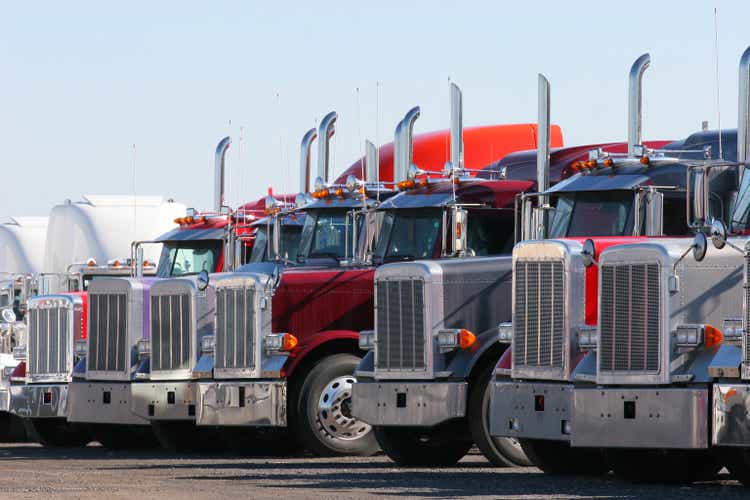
[{"left": 2, "top": 0, "right": 749, "bottom": 215}]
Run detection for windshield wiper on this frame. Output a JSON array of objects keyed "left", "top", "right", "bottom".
[{"left": 383, "top": 254, "right": 417, "bottom": 263}]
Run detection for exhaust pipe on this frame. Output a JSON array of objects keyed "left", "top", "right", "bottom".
[
  {"left": 395, "top": 107, "right": 421, "bottom": 182},
  {"left": 299, "top": 128, "right": 318, "bottom": 193},
  {"left": 317, "top": 111, "right": 337, "bottom": 184},
  {"left": 450, "top": 83, "right": 464, "bottom": 172},
  {"left": 365, "top": 140, "right": 379, "bottom": 184},
  {"left": 627, "top": 53, "right": 651, "bottom": 156},
  {"left": 537, "top": 74, "right": 551, "bottom": 239},
  {"left": 214, "top": 136, "right": 232, "bottom": 212},
  {"left": 738, "top": 46, "right": 750, "bottom": 178}
]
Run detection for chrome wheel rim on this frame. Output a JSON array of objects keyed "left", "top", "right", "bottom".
[{"left": 316, "top": 375, "right": 371, "bottom": 441}]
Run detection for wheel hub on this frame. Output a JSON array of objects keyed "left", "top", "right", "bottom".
[{"left": 317, "top": 375, "right": 371, "bottom": 441}]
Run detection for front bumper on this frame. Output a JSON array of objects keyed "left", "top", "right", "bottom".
[
  {"left": 571, "top": 387, "right": 709, "bottom": 449},
  {"left": 68, "top": 381, "right": 148, "bottom": 425},
  {"left": 351, "top": 380, "right": 467, "bottom": 427},
  {"left": 713, "top": 383, "right": 750, "bottom": 446},
  {"left": 196, "top": 381, "right": 287, "bottom": 427},
  {"left": 131, "top": 381, "right": 198, "bottom": 421},
  {"left": 490, "top": 380, "right": 572, "bottom": 441},
  {"left": 9, "top": 383, "right": 69, "bottom": 418}
]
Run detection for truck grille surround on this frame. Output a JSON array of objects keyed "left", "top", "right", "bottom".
[
  {"left": 512, "top": 260, "right": 565, "bottom": 370},
  {"left": 28, "top": 304, "right": 70, "bottom": 378},
  {"left": 215, "top": 287, "right": 256, "bottom": 372},
  {"left": 599, "top": 262, "right": 661, "bottom": 374},
  {"left": 150, "top": 293, "right": 192, "bottom": 372},
  {"left": 745, "top": 254, "right": 750, "bottom": 367},
  {"left": 375, "top": 279, "right": 426, "bottom": 372},
  {"left": 88, "top": 293, "right": 128, "bottom": 373}
]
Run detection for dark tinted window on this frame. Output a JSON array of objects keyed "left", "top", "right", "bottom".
[{"left": 157, "top": 241, "right": 222, "bottom": 277}]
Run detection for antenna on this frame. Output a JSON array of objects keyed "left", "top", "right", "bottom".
[
  {"left": 131, "top": 143, "right": 137, "bottom": 261},
  {"left": 357, "top": 87, "right": 364, "bottom": 181},
  {"left": 239, "top": 125, "right": 245, "bottom": 207},
  {"left": 714, "top": 7, "right": 723, "bottom": 159},
  {"left": 375, "top": 82, "right": 381, "bottom": 179}
]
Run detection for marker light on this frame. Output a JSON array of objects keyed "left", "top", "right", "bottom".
[
  {"left": 585, "top": 160, "right": 597, "bottom": 169},
  {"left": 704, "top": 324, "right": 723, "bottom": 348},
  {"left": 86, "top": 258, "right": 97, "bottom": 267},
  {"left": 312, "top": 189, "right": 330, "bottom": 199},
  {"left": 437, "top": 328, "right": 476, "bottom": 352},
  {"left": 640, "top": 156, "right": 650, "bottom": 165},
  {"left": 185, "top": 216, "right": 194, "bottom": 224},
  {"left": 397, "top": 179, "right": 416, "bottom": 190},
  {"left": 571, "top": 161, "right": 582, "bottom": 172},
  {"left": 334, "top": 188, "right": 345, "bottom": 197},
  {"left": 419, "top": 178, "right": 429, "bottom": 187},
  {"left": 603, "top": 158, "right": 614, "bottom": 167}
]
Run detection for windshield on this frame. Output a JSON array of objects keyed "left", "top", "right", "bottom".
[
  {"left": 374, "top": 210, "right": 442, "bottom": 263},
  {"left": 157, "top": 241, "right": 222, "bottom": 277},
  {"left": 549, "top": 191, "right": 634, "bottom": 237},
  {"left": 249, "top": 227, "right": 269, "bottom": 263},
  {"left": 298, "top": 210, "right": 360, "bottom": 261}
]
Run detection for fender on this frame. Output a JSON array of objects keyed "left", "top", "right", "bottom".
[
  {"left": 284, "top": 329, "right": 359, "bottom": 377},
  {"left": 446, "top": 328, "right": 507, "bottom": 380},
  {"left": 496, "top": 346, "right": 512, "bottom": 371}
]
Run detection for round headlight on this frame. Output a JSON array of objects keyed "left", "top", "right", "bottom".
[
  {"left": 345, "top": 175, "right": 359, "bottom": 192},
  {"left": 407, "top": 164, "right": 419, "bottom": 180},
  {"left": 295, "top": 193, "right": 307, "bottom": 208}
]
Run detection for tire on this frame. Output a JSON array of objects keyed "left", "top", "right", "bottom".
[
  {"left": 521, "top": 439, "right": 609, "bottom": 475},
  {"left": 468, "top": 364, "right": 532, "bottom": 467},
  {"left": 25, "top": 418, "right": 91, "bottom": 447},
  {"left": 0, "top": 412, "right": 28, "bottom": 442},
  {"left": 151, "top": 421, "right": 227, "bottom": 453},
  {"left": 89, "top": 424, "right": 159, "bottom": 450},
  {"left": 607, "top": 449, "right": 720, "bottom": 483},
  {"left": 293, "top": 353, "right": 379, "bottom": 457},
  {"left": 374, "top": 420, "right": 473, "bottom": 467},
  {"left": 724, "top": 448, "right": 750, "bottom": 486}
]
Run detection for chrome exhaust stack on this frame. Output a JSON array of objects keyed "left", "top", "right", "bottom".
[
  {"left": 214, "top": 136, "right": 232, "bottom": 213},
  {"left": 450, "top": 82, "right": 464, "bottom": 174},
  {"left": 627, "top": 53, "right": 651, "bottom": 156},
  {"left": 536, "top": 74, "right": 551, "bottom": 239},
  {"left": 395, "top": 106, "right": 421, "bottom": 184},
  {"left": 316, "top": 111, "right": 337, "bottom": 187},
  {"left": 737, "top": 46, "right": 750, "bottom": 184},
  {"left": 299, "top": 128, "right": 318, "bottom": 194}
]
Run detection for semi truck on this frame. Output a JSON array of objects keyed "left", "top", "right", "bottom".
[{"left": 490, "top": 49, "right": 750, "bottom": 480}]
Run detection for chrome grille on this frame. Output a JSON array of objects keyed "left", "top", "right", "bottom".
[
  {"left": 215, "top": 287, "right": 256, "bottom": 371},
  {"left": 745, "top": 254, "right": 750, "bottom": 365},
  {"left": 513, "top": 260, "right": 565, "bottom": 369},
  {"left": 28, "top": 305, "right": 69, "bottom": 377},
  {"left": 151, "top": 293, "right": 192, "bottom": 372},
  {"left": 599, "top": 263, "right": 660, "bottom": 373},
  {"left": 88, "top": 293, "right": 128, "bottom": 373},
  {"left": 375, "top": 279, "right": 426, "bottom": 371}
]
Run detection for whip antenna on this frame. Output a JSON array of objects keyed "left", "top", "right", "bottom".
[{"left": 714, "top": 7, "right": 723, "bottom": 159}]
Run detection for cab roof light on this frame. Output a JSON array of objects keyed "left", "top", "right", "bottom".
[
  {"left": 640, "top": 156, "right": 650, "bottom": 165},
  {"left": 396, "top": 179, "right": 416, "bottom": 190},
  {"left": 603, "top": 158, "right": 614, "bottom": 167}
]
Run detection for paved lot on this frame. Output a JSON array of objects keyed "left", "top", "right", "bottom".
[{"left": 0, "top": 444, "right": 746, "bottom": 499}]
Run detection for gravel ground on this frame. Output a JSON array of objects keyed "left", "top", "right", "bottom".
[{"left": 0, "top": 443, "right": 745, "bottom": 499}]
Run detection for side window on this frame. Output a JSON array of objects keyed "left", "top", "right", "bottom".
[
  {"left": 662, "top": 195, "right": 690, "bottom": 236},
  {"left": 467, "top": 210, "right": 514, "bottom": 256}
]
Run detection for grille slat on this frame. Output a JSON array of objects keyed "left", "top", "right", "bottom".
[
  {"left": 375, "top": 279, "right": 425, "bottom": 372},
  {"left": 28, "top": 303, "right": 70, "bottom": 378},
  {"left": 215, "top": 287, "right": 256, "bottom": 371},
  {"left": 88, "top": 293, "right": 128, "bottom": 373},
  {"left": 151, "top": 293, "right": 192, "bottom": 373},
  {"left": 513, "top": 260, "right": 565, "bottom": 369},
  {"left": 599, "top": 263, "right": 660, "bottom": 374}
]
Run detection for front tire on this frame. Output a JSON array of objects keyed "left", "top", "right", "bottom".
[
  {"left": 607, "top": 449, "right": 720, "bottom": 483},
  {"left": 521, "top": 439, "right": 608, "bottom": 475},
  {"left": 26, "top": 418, "right": 91, "bottom": 447},
  {"left": 468, "top": 365, "right": 532, "bottom": 467},
  {"left": 293, "top": 353, "right": 379, "bottom": 456},
  {"left": 374, "top": 420, "right": 473, "bottom": 467},
  {"left": 89, "top": 424, "right": 159, "bottom": 450}
]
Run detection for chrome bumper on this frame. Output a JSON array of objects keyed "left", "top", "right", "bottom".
[
  {"left": 131, "top": 381, "right": 198, "bottom": 421},
  {"left": 67, "top": 381, "right": 148, "bottom": 425},
  {"left": 571, "top": 387, "right": 709, "bottom": 449},
  {"left": 351, "top": 381, "right": 467, "bottom": 427},
  {"left": 490, "top": 380, "right": 572, "bottom": 441},
  {"left": 196, "top": 381, "right": 287, "bottom": 427},
  {"left": 9, "top": 383, "right": 69, "bottom": 418},
  {"left": 713, "top": 383, "right": 750, "bottom": 446}
]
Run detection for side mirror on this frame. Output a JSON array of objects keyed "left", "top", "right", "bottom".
[
  {"left": 692, "top": 232, "right": 708, "bottom": 262},
  {"left": 710, "top": 218, "right": 728, "bottom": 250},
  {"left": 135, "top": 246, "right": 145, "bottom": 278},
  {"left": 452, "top": 208, "right": 468, "bottom": 255},
  {"left": 1, "top": 308, "right": 16, "bottom": 324},
  {"left": 197, "top": 270, "right": 210, "bottom": 291},
  {"left": 691, "top": 169, "right": 707, "bottom": 226}
]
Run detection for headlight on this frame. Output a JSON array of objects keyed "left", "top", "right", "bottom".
[
  {"left": 497, "top": 322, "right": 513, "bottom": 343},
  {"left": 265, "top": 332, "right": 298, "bottom": 353},
  {"left": 577, "top": 325, "right": 598, "bottom": 350},
  {"left": 437, "top": 329, "right": 476, "bottom": 353},
  {"left": 200, "top": 335, "right": 215, "bottom": 355},
  {"left": 137, "top": 338, "right": 151, "bottom": 359},
  {"left": 675, "top": 324, "right": 704, "bottom": 348},
  {"left": 74, "top": 340, "right": 87, "bottom": 358},
  {"left": 723, "top": 317, "right": 743, "bottom": 340},
  {"left": 12, "top": 345, "right": 27, "bottom": 361},
  {"left": 358, "top": 330, "right": 375, "bottom": 350}
]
